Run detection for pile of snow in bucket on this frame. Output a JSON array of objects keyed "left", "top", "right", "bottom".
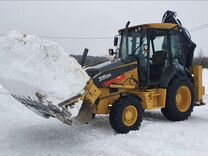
[{"left": 0, "top": 31, "right": 89, "bottom": 109}]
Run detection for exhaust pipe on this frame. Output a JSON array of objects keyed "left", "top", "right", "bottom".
[{"left": 81, "top": 48, "right": 89, "bottom": 67}]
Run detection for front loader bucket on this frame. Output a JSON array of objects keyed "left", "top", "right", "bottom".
[
  {"left": 11, "top": 94, "right": 52, "bottom": 118},
  {"left": 58, "top": 94, "right": 93, "bottom": 124},
  {"left": 12, "top": 93, "right": 74, "bottom": 125}
]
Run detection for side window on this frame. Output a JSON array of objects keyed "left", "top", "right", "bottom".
[
  {"left": 135, "top": 37, "right": 148, "bottom": 56},
  {"left": 170, "top": 31, "right": 182, "bottom": 58},
  {"left": 154, "top": 36, "right": 168, "bottom": 52},
  {"left": 127, "top": 37, "right": 133, "bottom": 55}
]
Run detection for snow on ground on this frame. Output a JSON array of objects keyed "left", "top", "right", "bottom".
[
  {"left": 203, "top": 69, "right": 208, "bottom": 94},
  {"left": 0, "top": 70, "right": 207, "bottom": 156},
  {"left": 0, "top": 31, "right": 207, "bottom": 155}
]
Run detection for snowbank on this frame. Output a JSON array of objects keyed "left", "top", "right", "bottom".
[{"left": 0, "top": 31, "right": 89, "bottom": 106}]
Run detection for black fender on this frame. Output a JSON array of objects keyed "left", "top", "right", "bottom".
[
  {"left": 160, "top": 62, "right": 191, "bottom": 88},
  {"left": 121, "top": 93, "right": 143, "bottom": 102},
  {"left": 160, "top": 67, "right": 176, "bottom": 88}
]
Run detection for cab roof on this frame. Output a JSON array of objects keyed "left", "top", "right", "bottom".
[{"left": 119, "top": 23, "right": 178, "bottom": 32}]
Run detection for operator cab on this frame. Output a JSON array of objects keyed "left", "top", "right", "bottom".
[{"left": 116, "top": 23, "right": 187, "bottom": 88}]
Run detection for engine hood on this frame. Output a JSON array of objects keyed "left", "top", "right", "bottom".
[
  {"left": 85, "top": 57, "right": 138, "bottom": 87},
  {"left": 85, "top": 61, "right": 112, "bottom": 78}
]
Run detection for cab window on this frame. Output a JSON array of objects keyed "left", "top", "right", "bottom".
[
  {"left": 149, "top": 30, "right": 169, "bottom": 64},
  {"left": 170, "top": 30, "right": 182, "bottom": 59}
]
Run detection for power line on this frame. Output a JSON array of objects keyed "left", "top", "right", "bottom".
[
  {"left": 0, "top": 23, "right": 208, "bottom": 39},
  {"left": 189, "top": 24, "right": 208, "bottom": 32},
  {"left": 0, "top": 33, "right": 113, "bottom": 40},
  {"left": 40, "top": 36, "right": 113, "bottom": 40}
]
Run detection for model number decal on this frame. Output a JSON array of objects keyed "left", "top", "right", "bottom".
[{"left": 98, "top": 73, "right": 112, "bottom": 82}]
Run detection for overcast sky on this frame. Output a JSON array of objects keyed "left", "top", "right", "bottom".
[{"left": 0, "top": 1, "right": 208, "bottom": 56}]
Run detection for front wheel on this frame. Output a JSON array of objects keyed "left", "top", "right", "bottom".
[
  {"left": 161, "top": 79, "right": 194, "bottom": 121},
  {"left": 109, "top": 95, "right": 143, "bottom": 134}
]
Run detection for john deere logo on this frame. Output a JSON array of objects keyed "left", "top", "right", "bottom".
[{"left": 98, "top": 73, "right": 112, "bottom": 82}]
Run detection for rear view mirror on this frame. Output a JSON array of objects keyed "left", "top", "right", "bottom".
[
  {"left": 114, "top": 36, "right": 118, "bottom": 46},
  {"left": 109, "top": 49, "right": 117, "bottom": 56}
]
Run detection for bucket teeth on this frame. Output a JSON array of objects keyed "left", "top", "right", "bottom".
[
  {"left": 11, "top": 94, "right": 74, "bottom": 125},
  {"left": 47, "top": 104, "right": 73, "bottom": 125}
]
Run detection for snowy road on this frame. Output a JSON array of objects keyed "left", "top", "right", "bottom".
[
  {"left": 1, "top": 69, "right": 208, "bottom": 156},
  {"left": 0, "top": 86, "right": 208, "bottom": 156}
]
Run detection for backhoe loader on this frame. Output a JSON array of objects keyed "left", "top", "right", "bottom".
[
  {"left": 56, "top": 10, "right": 205, "bottom": 133},
  {"left": 15, "top": 10, "right": 205, "bottom": 133}
]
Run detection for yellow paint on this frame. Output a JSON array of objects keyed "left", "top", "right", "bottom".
[
  {"left": 119, "top": 23, "right": 177, "bottom": 32},
  {"left": 176, "top": 86, "right": 192, "bottom": 112},
  {"left": 110, "top": 84, "right": 136, "bottom": 89},
  {"left": 84, "top": 80, "right": 101, "bottom": 106},
  {"left": 93, "top": 87, "right": 167, "bottom": 114},
  {"left": 129, "top": 88, "right": 167, "bottom": 110},
  {"left": 193, "top": 65, "right": 205, "bottom": 104},
  {"left": 80, "top": 63, "right": 167, "bottom": 114},
  {"left": 122, "top": 105, "right": 138, "bottom": 127}
]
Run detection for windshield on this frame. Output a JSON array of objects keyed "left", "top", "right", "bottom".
[{"left": 120, "top": 30, "right": 147, "bottom": 59}]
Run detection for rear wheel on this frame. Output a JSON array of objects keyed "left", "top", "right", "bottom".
[
  {"left": 109, "top": 95, "right": 143, "bottom": 134},
  {"left": 161, "top": 79, "right": 194, "bottom": 121}
]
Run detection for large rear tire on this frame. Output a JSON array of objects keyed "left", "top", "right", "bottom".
[
  {"left": 109, "top": 95, "right": 143, "bottom": 134},
  {"left": 161, "top": 79, "right": 194, "bottom": 121}
]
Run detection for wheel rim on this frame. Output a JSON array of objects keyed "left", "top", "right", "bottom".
[
  {"left": 122, "top": 105, "right": 138, "bottom": 126},
  {"left": 176, "top": 86, "right": 192, "bottom": 112}
]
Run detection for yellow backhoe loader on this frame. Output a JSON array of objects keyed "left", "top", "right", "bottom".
[
  {"left": 57, "top": 10, "right": 205, "bottom": 133},
  {"left": 15, "top": 10, "right": 205, "bottom": 133}
]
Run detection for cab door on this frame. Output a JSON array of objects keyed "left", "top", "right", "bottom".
[{"left": 147, "top": 30, "right": 170, "bottom": 85}]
